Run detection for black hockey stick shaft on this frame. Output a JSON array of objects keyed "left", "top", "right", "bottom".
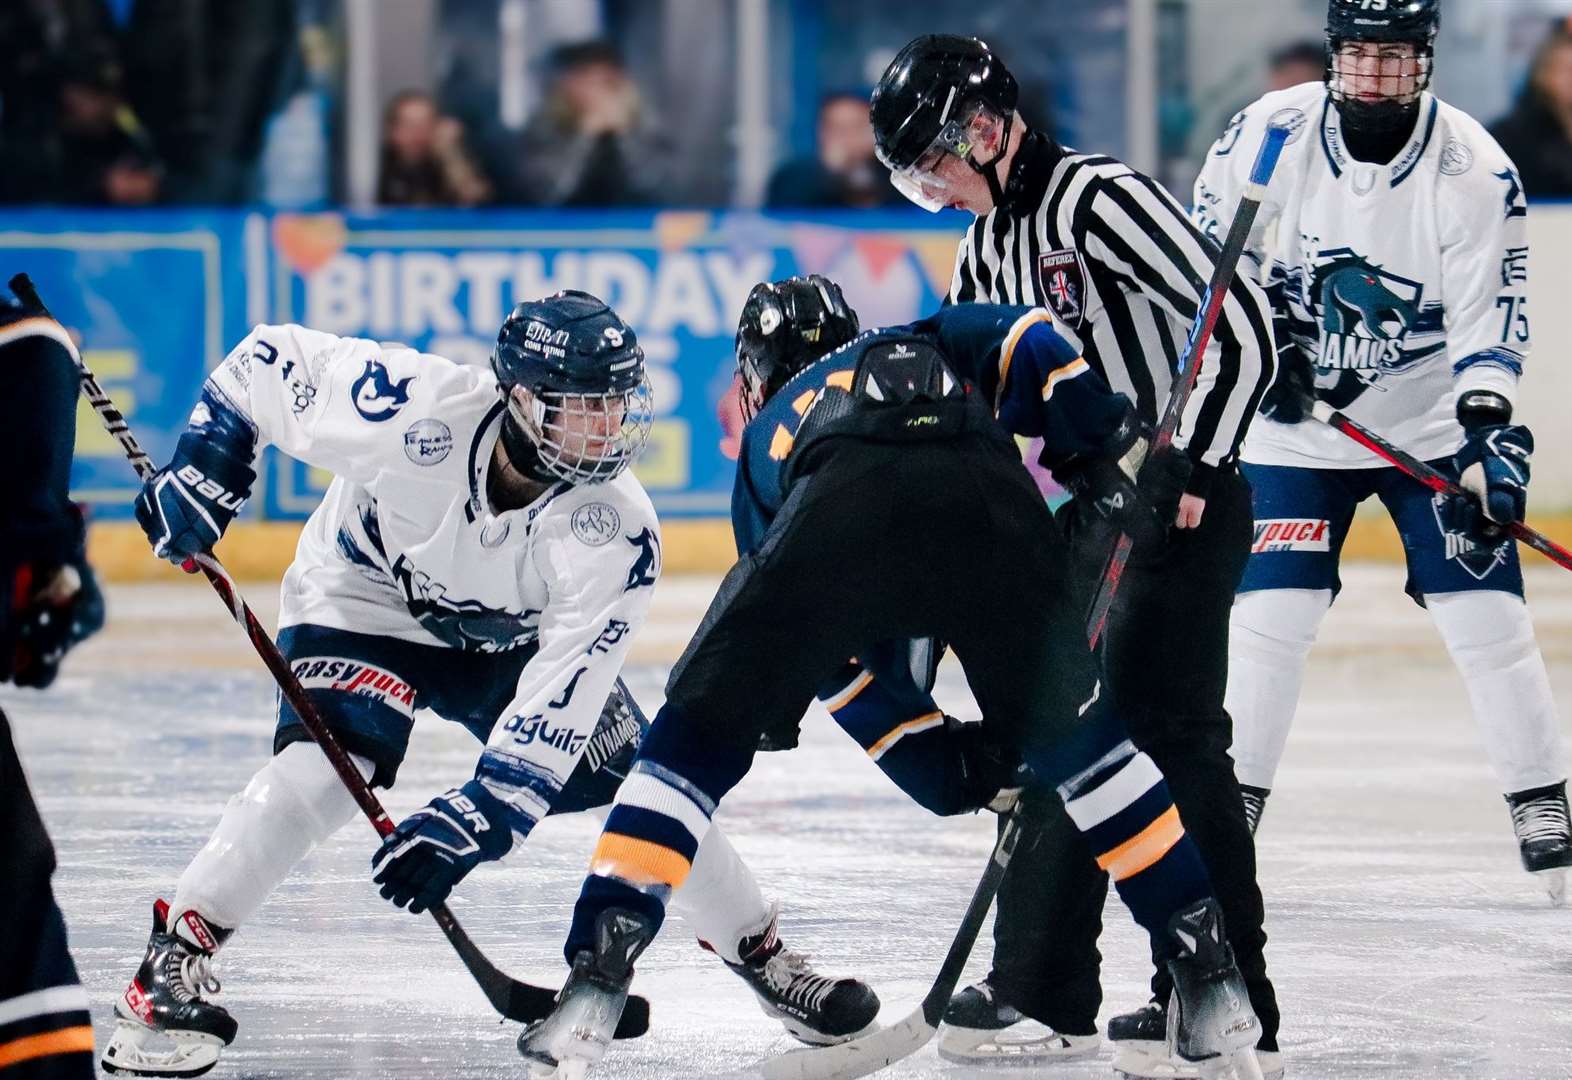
[
  {"left": 1083, "top": 124, "right": 1291, "bottom": 647},
  {"left": 1312, "top": 400, "right": 1572, "bottom": 572},
  {"left": 8, "top": 272, "right": 648, "bottom": 1037},
  {"left": 917, "top": 803, "right": 1032, "bottom": 1026},
  {"left": 758, "top": 803, "right": 1036, "bottom": 1080}
]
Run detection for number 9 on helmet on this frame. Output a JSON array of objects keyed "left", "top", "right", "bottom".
[{"left": 491, "top": 290, "right": 654, "bottom": 485}]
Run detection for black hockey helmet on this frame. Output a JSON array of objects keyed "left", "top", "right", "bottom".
[
  {"left": 1325, "top": 0, "right": 1439, "bottom": 133},
  {"left": 735, "top": 275, "right": 860, "bottom": 421},
  {"left": 491, "top": 290, "right": 652, "bottom": 483},
  {"left": 870, "top": 35, "right": 1019, "bottom": 211}
]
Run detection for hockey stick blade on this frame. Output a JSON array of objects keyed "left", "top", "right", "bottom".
[
  {"left": 17, "top": 273, "right": 649, "bottom": 1040},
  {"left": 757, "top": 807, "right": 1033, "bottom": 1080}
]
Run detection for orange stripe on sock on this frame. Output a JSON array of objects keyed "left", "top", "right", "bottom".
[
  {"left": 0, "top": 1025, "right": 95, "bottom": 1069},
  {"left": 1096, "top": 805, "right": 1186, "bottom": 881},
  {"left": 590, "top": 832, "right": 693, "bottom": 890}
]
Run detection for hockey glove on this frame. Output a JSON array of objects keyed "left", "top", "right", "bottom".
[
  {"left": 950, "top": 717, "right": 1033, "bottom": 814},
  {"left": 372, "top": 780, "right": 517, "bottom": 914},
  {"left": 1258, "top": 309, "right": 1315, "bottom": 425},
  {"left": 5, "top": 559, "right": 105, "bottom": 688},
  {"left": 135, "top": 431, "right": 255, "bottom": 565},
  {"left": 1056, "top": 406, "right": 1192, "bottom": 549},
  {"left": 1444, "top": 392, "right": 1532, "bottom": 545}
]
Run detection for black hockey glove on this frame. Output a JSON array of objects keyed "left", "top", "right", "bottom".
[
  {"left": 4, "top": 557, "right": 105, "bottom": 688},
  {"left": 1259, "top": 309, "right": 1316, "bottom": 425},
  {"left": 1443, "top": 391, "right": 1533, "bottom": 545},
  {"left": 372, "top": 780, "right": 516, "bottom": 914},
  {"left": 1054, "top": 405, "right": 1192, "bottom": 550},
  {"left": 950, "top": 717, "right": 1033, "bottom": 814}
]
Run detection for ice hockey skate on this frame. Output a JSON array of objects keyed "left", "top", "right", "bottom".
[
  {"left": 716, "top": 903, "right": 880, "bottom": 1045},
  {"left": 938, "top": 978, "right": 1099, "bottom": 1066},
  {"left": 1507, "top": 782, "right": 1572, "bottom": 905},
  {"left": 100, "top": 901, "right": 237, "bottom": 1078},
  {"left": 1157, "top": 899, "right": 1264, "bottom": 1080},
  {"left": 1110, "top": 1000, "right": 1283, "bottom": 1080},
  {"left": 518, "top": 908, "right": 655, "bottom": 1078}
]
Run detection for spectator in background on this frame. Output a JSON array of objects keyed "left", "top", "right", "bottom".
[
  {"left": 1490, "top": 17, "right": 1572, "bottom": 200},
  {"left": 0, "top": 45, "right": 162, "bottom": 206},
  {"left": 509, "top": 40, "right": 672, "bottom": 207},
  {"left": 1266, "top": 40, "right": 1327, "bottom": 92},
  {"left": 115, "top": 0, "right": 296, "bottom": 203},
  {"left": 377, "top": 90, "right": 492, "bottom": 207},
  {"left": 55, "top": 54, "right": 161, "bottom": 205},
  {"left": 765, "top": 91, "right": 906, "bottom": 209}
]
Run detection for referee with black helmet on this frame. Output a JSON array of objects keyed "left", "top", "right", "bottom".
[{"left": 870, "top": 34, "right": 1282, "bottom": 1077}]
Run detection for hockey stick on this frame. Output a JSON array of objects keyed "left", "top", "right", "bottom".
[
  {"left": 7, "top": 273, "right": 650, "bottom": 1038},
  {"left": 1084, "top": 123, "right": 1291, "bottom": 647},
  {"left": 757, "top": 804, "right": 1034, "bottom": 1080},
  {"left": 1311, "top": 400, "right": 1572, "bottom": 572}
]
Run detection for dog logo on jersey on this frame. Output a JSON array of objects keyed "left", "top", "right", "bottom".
[
  {"left": 351, "top": 359, "right": 415, "bottom": 422},
  {"left": 571, "top": 503, "right": 621, "bottom": 547},
  {"left": 1036, "top": 249, "right": 1087, "bottom": 324},
  {"left": 391, "top": 556, "right": 540, "bottom": 652},
  {"left": 1288, "top": 247, "right": 1446, "bottom": 409},
  {"left": 623, "top": 527, "right": 660, "bottom": 592},
  {"left": 1430, "top": 495, "right": 1511, "bottom": 581}
]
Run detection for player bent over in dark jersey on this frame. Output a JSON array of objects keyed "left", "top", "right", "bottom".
[{"left": 518, "top": 277, "right": 1264, "bottom": 1080}]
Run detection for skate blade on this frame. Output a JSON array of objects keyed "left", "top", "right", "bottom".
[
  {"left": 1194, "top": 1048, "right": 1265, "bottom": 1080},
  {"left": 1533, "top": 867, "right": 1567, "bottom": 907},
  {"left": 101, "top": 1019, "right": 224, "bottom": 1078},
  {"left": 778, "top": 1015, "right": 879, "bottom": 1048},
  {"left": 937, "top": 1023, "right": 1099, "bottom": 1066}
]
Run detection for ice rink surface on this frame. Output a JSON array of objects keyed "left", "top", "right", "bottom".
[{"left": 6, "top": 563, "right": 1572, "bottom": 1080}]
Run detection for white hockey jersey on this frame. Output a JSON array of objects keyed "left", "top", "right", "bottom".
[
  {"left": 203, "top": 324, "right": 661, "bottom": 835},
  {"left": 1194, "top": 84, "right": 1530, "bottom": 469}
]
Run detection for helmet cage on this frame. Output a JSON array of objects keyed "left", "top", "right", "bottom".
[
  {"left": 1327, "top": 38, "right": 1433, "bottom": 113},
  {"left": 506, "top": 379, "right": 654, "bottom": 485}
]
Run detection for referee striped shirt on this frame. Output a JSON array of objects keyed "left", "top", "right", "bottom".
[{"left": 948, "top": 132, "right": 1274, "bottom": 492}]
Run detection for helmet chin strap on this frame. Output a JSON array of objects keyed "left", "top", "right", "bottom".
[
  {"left": 498, "top": 405, "right": 557, "bottom": 485},
  {"left": 966, "top": 110, "right": 1015, "bottom": 209}
]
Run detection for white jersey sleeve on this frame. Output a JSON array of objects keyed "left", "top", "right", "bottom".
[
  {"left": 204, "top": 323, "right": 485, "bottom": 487},
  {"left": 1437, "top": 124, "right": 1530, "bottom": 407},
  {"left": 1193, "top": 97, "right": 1294, "bottom": 291},
  {"left": 474, "top": 484, "right": 660, "bottom": 838}
]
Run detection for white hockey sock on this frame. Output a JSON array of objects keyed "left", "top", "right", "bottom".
[
  {"left": 171, "top": 741, "right": 374, "bottom": 932},
  {"left": 1425, "top": 590, "right": 1567, "bottom": 794},
  {"left": 1225, "top": 588, "right": 1333, "bottom": 790},
  {"left": 668, "top": 822, "right": 771, "bottom": 964}
]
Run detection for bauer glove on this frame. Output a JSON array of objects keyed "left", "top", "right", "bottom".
[
  {"left": 1444, "top": 391, "right": 1532, "bottom": 545},
  {"left": 135, "top": 431, "right": 255, "bottom": 564},
  {"left": 372, "top": 780, "right": 517, "bottom": 914}
]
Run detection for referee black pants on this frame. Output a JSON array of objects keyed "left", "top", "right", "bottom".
[
  {"left": 985, "top": 469, "right": 1280, "bottom": 1048},
  {"left": 0, "top": 708, "right": 94, "bottom": 1077}
]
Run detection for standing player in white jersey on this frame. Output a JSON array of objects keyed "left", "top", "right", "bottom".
[
  {"left": 1196, "top": 0, "right": 1571, "bottom": 902},
  {"left": 99, "top": 291, "right": 876, "bottom": 1078}
]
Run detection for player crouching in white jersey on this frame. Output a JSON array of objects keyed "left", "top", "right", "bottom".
[
  {"left": 100, "top": 292, "right": 877, "bottom": 1078},
  {"left": 1192, "top": 0, "right": 1571, "bottom": 913}
]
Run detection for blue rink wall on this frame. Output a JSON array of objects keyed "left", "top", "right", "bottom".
[
  {"left": 8, "top": 203, "right": 1572, "bottom": 578},
  {"left": 2, "top": 207, "right": 965, "bottom": 524}
]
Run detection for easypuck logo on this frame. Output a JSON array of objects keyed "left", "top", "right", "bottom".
[
  {"left": 1251, "top": 518, "right": 1331, "bottom": 554},
  {"left": 290, "top": 656, "right": 416, "bottom": 717}
]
